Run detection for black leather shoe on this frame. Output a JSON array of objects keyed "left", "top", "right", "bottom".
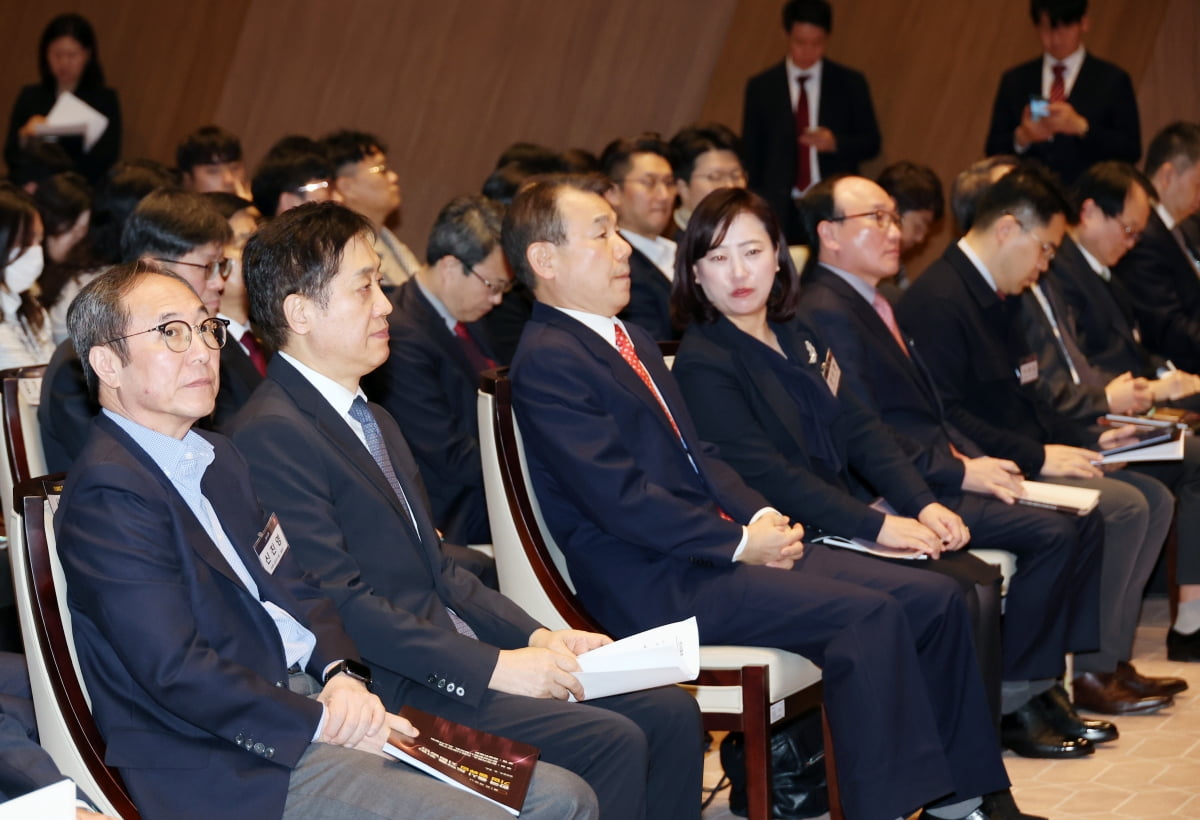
[
  {"left": 1037, "top": 684, "right": 1118, "bottom": 743},
  {"left": 1115, "top": 660, "right": 1188, "bottom": 697},
  {"left": 982, "top": 788, "right": 1048, "bottom": 820},
  {"left": 1072, "top": 671, "right": 1172, "bottom": 715},
  {"left": 1167, "top": 627, "right": 1200, "bottom": 662},
  {"left": 1000, "top": 700, "right": 1093, "bottom": 758}
]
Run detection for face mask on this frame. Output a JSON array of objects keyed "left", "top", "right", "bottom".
[{"left": 5, "top": 245, "right": 44, "bottom": 294}]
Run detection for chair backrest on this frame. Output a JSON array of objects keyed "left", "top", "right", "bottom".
[
  {"left": 478, "top": 370, "right": 604, "bottom": 634},
  {"left": 9, "top": 476, "right": 139, "bottom": 819},
  {"left": 1, "top": 366, "right": 49, "bottom": 525}
]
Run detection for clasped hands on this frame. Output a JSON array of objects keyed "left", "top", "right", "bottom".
[{"left": 1017, "top": 101, "right": 1088, "bottom": 147}]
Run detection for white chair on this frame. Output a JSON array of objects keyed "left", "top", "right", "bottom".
[
  {"left": 477, "top": 370, "right": 840, "bottom": 820},
  {"left": 0, "top": 365, "right": 48, "bottom": 527},
  {"left": 8, "top": 476, "right": 140, "bottom": 819}
]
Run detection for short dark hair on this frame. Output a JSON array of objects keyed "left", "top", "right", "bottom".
[
  {"left": 1069, "top": 161, "right": 1147, "bottom": 223},
  {"left": 876, "top": 161, "right": 944, "bottom": 220},
  {"left": 598, "top": 133, "right": 672, "bottom": 184},
  {"left": 243, "top": 201, "right": 373, "bottom": 350},
  {"left": 494, "top": 142, "right": 567, "bottom": 175},
  {"left": 38, "top": 13, "right": 105, "bottom": 92},
  {"left": 264, "top": 135, "right": 325, "bottom": 161},
  {"left": 501, "top": 173, "right": 612, "bottom": 290},
  {"left": 1144, "top": 121, "right": 1200, "bottom": 179},
  {"left": 426, "top": 196, "right": 505, "bottom": 269},
  {"left": 7, "top": 139, "right": 74, "bottom": 187},
  {"left": 797, "top": 174, "right": 847, "bottom": 264},
  {"left": 482, "top": 164, "right": 530, "bottom": 206},
  {"left": 672, "top": 187, "right": 797, "bottom": 327},
  {"left": 1030, "top": 0, "right": 1087, "bottom": 26},
  {"left": 950, "top": 156, "right": 1020, "bottom": 232},
  {"left": 121, "top": 188, "right": 231, "bottom": 262},
  {"left": 32, "top": 171, "right": 91, "bottom": 237},
  {"left": 321, "top": 130, "right": 387, "bottom": 174},
  {"left": 782, "top": 0, "right": 832, "bottom": 34},
  {"left": 0, "top": 184, "right": 40, "bottom": 270},
  {"left": 176, "top": 125, "right": 243, "bottom": 172},
  {"left": 251, "top": 150, "right": 334, "bottom": 218},
  {"left": 972, "top": 163, "right": 1069, "bottom": 232},
  {"left": 562, "top": 148, "right": 600, "bottom": 174},
  {"left": 202, "top": 192, "right": 255, "bottom": 221},
  {"left": 67, "top": 261, "right": 189, "bottom": 392},
  {"left": 669, "top": 124, "right": 743, "bottom": 182},
  {"left": 87, "top": 159, "right": 178, "bottom": 266}
]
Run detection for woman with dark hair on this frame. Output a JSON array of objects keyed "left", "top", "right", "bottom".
[
  {"left": 4, "top": 13, "right": 122, "bottom": 185},
  {"left": 32, "top": 171, "right": 92, "bottom": 343},
  {"left": 0, "top": 184, "right": 54, "bottom": 368}
]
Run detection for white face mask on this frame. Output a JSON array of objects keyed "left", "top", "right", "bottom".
[{"left": 5, "top": 245, "right": 44, "bottom": 294}]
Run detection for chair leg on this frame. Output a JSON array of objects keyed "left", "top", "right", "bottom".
[
  {"left": 1167, "top": 521, "right": 1179, "bottom": 625},
  {"left": 823, "top": 705, "right": 844, "bottom": 820},
  {"left": 741, "top": 665, "right": 771, "bottom": 820}
]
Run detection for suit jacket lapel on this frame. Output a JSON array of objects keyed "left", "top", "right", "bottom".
[{"left": 405, "top": 281, "right": 478, "bottom": 380}]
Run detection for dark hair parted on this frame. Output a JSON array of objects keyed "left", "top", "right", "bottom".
[
  {"left": 121, "top": 188, "right": 231, "bottom": 262},
  {"left": 67, "top": 261, "right": 190, "bottom": 392},
  {"left": 1144, "top": 121, "right": 1200, "bottom": 179},
  {"left": 202, "top": 192, "right": 255, "bottom": 221},
  {"left": 38, "top": 13, "right": 105, "bottom": 91},
  {"left": 671, "top": 187, "right": 798, "bottom": 327},
  {"left": 950, "top": 156, "right": 1020, "bottom": 233},
  {"left": 500, "top": 173, "right": 612, "bottom": 291},
  {"left": 877, "top": 161, "right": 944, "bottom": 220},
  {"left": 176, "top": 125, "right": 243, "bottom": 172},
  {"left": 598, "top": 133, "right": 672, "bottom": 184},
  {"left": 251, "top": 150, "right": 334, "bottom": 219},
  {"left": 86, "top": 159, "right": 177, "bottom": 266},
  {"left": 7, "top": 140, "right": 74, "bottom": 187},
  {"left": 426, "top": 196, "right": 505, "bottom": 269},
  {"left": 1069, "top": 161, "right": 1151, "bottom": 223},
  {"left": 242, "top": 202, "right": 373, "bottom": 351},
  {"left": 321, "top": 130, "right": 387, "bottom": 173},
  {"left": 782, "top": 0, "right": 832, "bottom": 33},
  {"left": 971, "top": 162, "right": 1070, "bottom": 233},
  {"left": 669, "top": 123, "right": 744, "bottom": 182},
  {"left": 1030, "top": 0, "right": 1087, "bottom": 26},
  {"left": 32, "top": 172, "right": 91, "bottom": 237},
  {"left": 796, "top": 174, "right": 846, "bottom": 264}
]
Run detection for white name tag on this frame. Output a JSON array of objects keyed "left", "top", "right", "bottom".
[
  {"left": 821, "top": 349, "right": 841, "bottom": 397},
  {"left": 1017, "top": 356, "right": 1039, "bottom": 385},
  {"left": 253, "top": 513, "right": 290, "bottom": 575}
]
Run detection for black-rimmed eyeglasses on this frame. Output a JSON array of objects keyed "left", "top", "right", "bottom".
[
  {"left": 154, "top": 257, "right": 235, "bottom": 281},
  {"left": 828, "top": 210, "right": 902, "bottom": 230},
  {"left": 463, "top": 261, "right": 514, "bottom": 295},
  {"left": 106, "top": 317, "right": 230, "bottom": 353}
]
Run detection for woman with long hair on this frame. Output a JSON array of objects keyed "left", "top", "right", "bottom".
[{"left": 0, "top": 184, "right": 55, "bottom": 368}]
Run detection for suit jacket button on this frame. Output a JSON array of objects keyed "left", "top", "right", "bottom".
[
  {"left": 265, "top": 747, "right": 276, "bottom": 759},
  {"left": 235, "top": 733, "right": 244, "bottom": 745},
  {"left": 456, "top": 686, "right": 465, "bottom": 696},
  {"left": 438, "top": 678, "right": 447, "bottom": 689},
  {"left": 276, "top": 681, "right": 285, "bottom": 687},
  {"left": 427, "top": 674, "right": 437, "bottom": 684},
  {"left": 253, "top": 742, "right": 266, "bottom": 755}
]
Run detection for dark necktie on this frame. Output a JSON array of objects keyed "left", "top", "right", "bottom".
[
  {"left": 1049, "top": 63, "right": 1067, "bottom": 103},
  {"left": 794, "top": 74, "right": 812, "bottom": 192},
  {"left": 454, "top": 321, "right": 496, "bottom": 373},
  {"left": 347, "top": 397, "right": 478, "bottom": 640},
  {"left": 240, "top": 330, "right": 267, "bottom": 377}
]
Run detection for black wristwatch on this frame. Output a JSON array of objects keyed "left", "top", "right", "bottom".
[{"left": 323, "top": 659, "right": 373, "bottom": 690}]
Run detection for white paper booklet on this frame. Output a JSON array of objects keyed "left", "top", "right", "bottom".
[
  {"left": 0, "top": 778, "right": 75, "bottom": 819},
  {"left": 35, "top": 91, "right": 109, "bottom": 151},
  {"left": 1015, "top": 480, "right": 1100, "bottom": 515},
  {"left": 572, "top": 616, "right": 700, "bottom": 701}
]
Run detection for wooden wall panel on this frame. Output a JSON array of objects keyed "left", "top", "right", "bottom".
[{"left": 1137, "top": 0, "right": 1200, "bottom": 139}]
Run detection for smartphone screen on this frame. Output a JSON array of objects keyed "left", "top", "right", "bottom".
[{"left": 1029, "top": 96, "right": 1050, "bottom": 121}]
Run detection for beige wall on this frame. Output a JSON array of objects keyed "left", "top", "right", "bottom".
[{"left": 2, "top": 0, "right": 1195, "bottom": 264}]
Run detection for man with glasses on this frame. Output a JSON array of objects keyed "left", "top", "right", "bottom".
[
  {"left": 364, "top": 195, "right": 510, "bottom": 546},
  {"left": 323, "top": 130, "right": 420, "bottom": 286},
  {"left": 667, "top": 123, "right": 748, "bottom": 236},
  {"left": 55, "top": 260, "right": 595, "bottom": 820},
  {"left": 599, "top": 134, "right": 680, "bottom": 341}
]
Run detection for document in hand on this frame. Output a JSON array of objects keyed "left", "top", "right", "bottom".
[
  {"left": 34, "top": 91, "right": 109, "bottom": 151},
  {"left": 571, "top": 616, "right": 701, "bottom": 701},
  {"left": 1014, "top": 480, "right": 1100, "bottom": 515},
  {"left": 0, "top": 778, "right": 74, "bottom": 819},
  {"left": 384, "top": 706, "right": 538, "bottom": 816},
  {"left": 1097, "top": 424, "right": 1185, "bottom": 464},
  {"left": 811, "top": 534, "right": 929, "bottom": 560}
]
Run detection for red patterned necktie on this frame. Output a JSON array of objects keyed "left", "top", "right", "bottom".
[
  {"left": 1049, "top": 63, "right": 1066, "bottom": 103},
  {"left": 794, "top": 74, "right": 812, "bottom": 192},
  {"left": 240, "top": 330, "right": 267, "bottom": 377},
  {"left": 454, "top": 321, "right": 496, "bottom": 373},
  {"left": 614, "top": 323, "right": 681, "bottom": 437}
]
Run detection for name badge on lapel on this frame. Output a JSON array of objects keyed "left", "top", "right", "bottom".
[
  {"left": 1017, "top": 355, "right": 1039, "bottom": 385},
  {"left": 821, "top": 349, "right": 841, "bottom": 396},
  {"left": 253, "top": 513, "right": 290, "bottom": 575}
]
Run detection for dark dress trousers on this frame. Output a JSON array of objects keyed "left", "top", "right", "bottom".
[
  {"left": 617, "top": 246, "right": 677, "bottom": 341},
  {"left": 229, "top": 356, "right": 703, "bottom": 820},
  {"left": 510, "top": 303, "right": 1009, "bottom": 820},
  {"left": 363, "top": 279, "right": 493, "bottom": 544},
  {"left": 1113, "top": 209, "right": 1200, "bottom": 373},
  {"left": 742, "top": 59, "right": 881, "bottom": 244},
  {"left": 56, "top": 416, "right": 355, "bottom": 818},
  {"left": 985, "top": 54, "right": 1140, "bottom": 185},
  {"left": 4, "top": 83, "right": 122, "bottom": 185},
  {"left": 38, "top": 337, "right": 261, "bottom": 472}
]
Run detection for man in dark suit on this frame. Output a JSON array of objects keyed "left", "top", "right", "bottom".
[
  {"left": 984, "top": 0, "right": 1139, "bottom": 187},
  {"left": 505, "top": 174, "right": 1013, "bottom": 820},
  {"left": 1112, "top": 122, "right": 1200, "bottom": 373},
  {"left": 38, "top": 188, "right": 260, "bottom": 471},
  {"left": 228, "top": 202, "right": 698, "bottom": 820},
  {"left": 742, "top": 0, "right": 880, "bottom": 244},
  {"left": 55, "top": 260, "right": 593, "bottom": 820},
  {"left": 890, "top": 165, "right": 1185, "bottom": 715},
  {"left": 599, "top": 134, "right": 679, "bottom": 341},
  {"left": 364, "top": 196, "right": 508, "bottom": 545}
]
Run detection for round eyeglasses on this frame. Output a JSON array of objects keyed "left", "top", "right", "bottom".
[
  {"left": 154, "top": 257, "right": 235, "bottom": 281},
  {"left": 106, "top": 317, "right": 230, "bottom": 353}
]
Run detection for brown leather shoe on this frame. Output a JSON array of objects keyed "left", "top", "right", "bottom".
[
  {"left": 1072, "top": 671, "right": 1172, "bottom": 715},
  {"left": 1115, "top": 660, "right": 1188, "bottom": 697}
]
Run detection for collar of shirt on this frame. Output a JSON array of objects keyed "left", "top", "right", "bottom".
[
  {"left": 1074, "top": 239, "right": 1111, "bottom": 281},
  {"left": 554, "top": 306, "right": 633, "bottom": 350},
  {"left": 620, "top": 230, "right": 677, "bottom": 281},
  {"left": 1155, "top": 201, "right": 1177, "bottom": 231},
  {"left": 821, "top": 262, "right": 878, "bottom": 306},
  {"left": 1042, "top": 45, "right": 1086, "bottom": 98},
  {"left": 219, "top": 313, "right": 250, "bottom": 344},
  {"left": 785, "top": 57, "right": 824, "bottom": 109},
  {"left": 277, "top": 351, "right": 370, "bottom": 447},
  {"left": 957, "top": 237, "right": 1001, "bottom": 293},
  {"left": 415, "top": 278, "right": 458, "bottom": 333},
  {"left": 103, "top": 408, "right": 213, "bottom": 486}
]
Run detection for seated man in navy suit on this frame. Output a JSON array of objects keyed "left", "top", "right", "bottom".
[
  {"left": 505, "top": 174, "right": 1013, "bottom": 820},
  {"left": 364, "top": 196, "right": 509, "bottom": 546},
  {"left": 55, "top": 260, "right": 594, "bottom": 820},
  {"left": 985, "top": 0, "right": 1140, "bottom": 186},
  {"left": 229, "top": 202, "right": 701, "bottom": 820}
]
